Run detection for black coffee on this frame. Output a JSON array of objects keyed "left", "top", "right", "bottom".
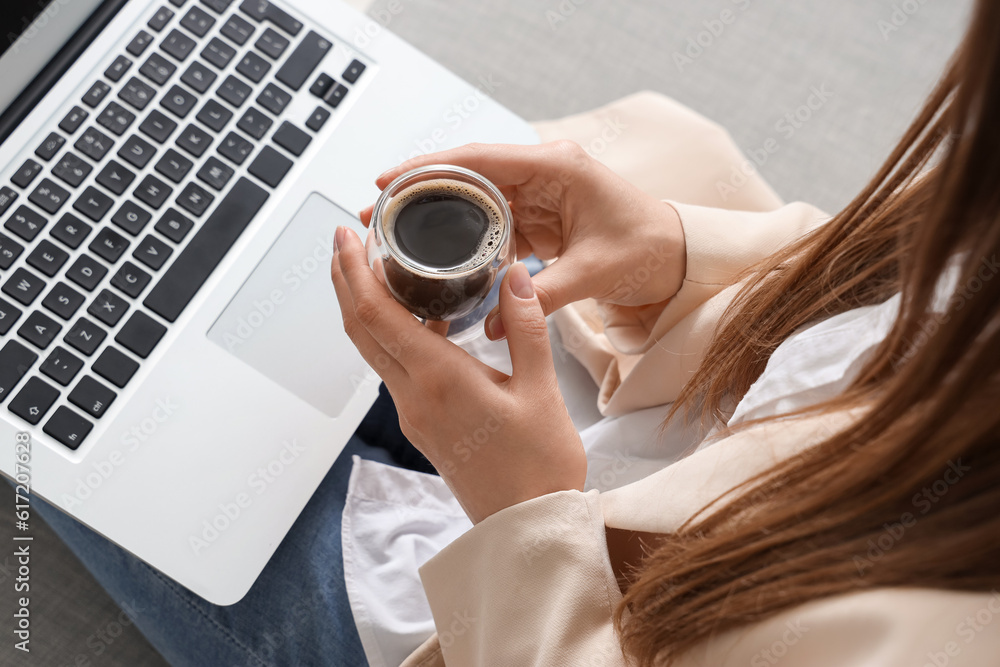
[
  {"left": 394, "top": 193, "right": 491, "bottom": 268},
  {"left": 381, "top": 179, "right": 505, "bottom": 320}
]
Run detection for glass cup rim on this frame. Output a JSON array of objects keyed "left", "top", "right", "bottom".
[{"left": 372, "top": 164, "right": 513, "bottom": 279}]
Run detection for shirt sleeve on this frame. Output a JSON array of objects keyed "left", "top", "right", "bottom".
[
  {"left": 553, "top": 200, "right": 830, "bottom": 416},
  {"left": 417, "top": 489, "right": 628, "bottom": 667}
]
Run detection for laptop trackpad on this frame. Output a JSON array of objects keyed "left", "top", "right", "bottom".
[{"left": 207, "top": 193, "right": 372, "bottom": 418}]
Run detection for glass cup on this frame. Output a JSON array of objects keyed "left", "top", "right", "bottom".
[{"left": 367, "top": 164, "right": 514, "bottom": 344}]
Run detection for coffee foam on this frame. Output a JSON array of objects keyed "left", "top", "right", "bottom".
[{"left": 382, "top": 178, "right": 505, "bottom": 272}]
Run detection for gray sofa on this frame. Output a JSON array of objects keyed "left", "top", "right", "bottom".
[{"left": 0, "top": 1, "right": 972, "bottom": 664}]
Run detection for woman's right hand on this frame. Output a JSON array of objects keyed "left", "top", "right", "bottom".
[{"left": 360, "top": 141, "right": 687, "bottom": 339}]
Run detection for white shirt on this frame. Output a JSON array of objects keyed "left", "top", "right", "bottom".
[{"left": 341, "top": 293, "right": 902, "bottom": 667}]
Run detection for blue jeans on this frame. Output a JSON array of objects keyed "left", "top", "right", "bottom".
[{"left": 34, "top": 386, "right": 424, "bottom": 666}]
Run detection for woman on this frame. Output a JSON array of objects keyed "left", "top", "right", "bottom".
[
  {"left": 35, "top": 0, "right": 998, "bottom": 665},
  {"left": 332, "top": 0, "right": 1000, "bottom": 663}
]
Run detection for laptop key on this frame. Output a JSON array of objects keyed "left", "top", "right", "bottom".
[
  {"left": 44, "top": 407, "right": 93, "bottom": 449},
  {"left": 9, "top": 377, "right": 60, "bottom": 425},
  {"left": 0, "top": 232, "right": 24, "bottom": 269},
  {"left": 202, "top": 37, "right": 236, "bottom": 69},
  {"left": 239, "top": 0, "right": 303, "bottom": 36},
  {"left": 195, "top": 98, "right": 232, "bottom": 132},
  {"left": 305, "top": 106, "right": 330, "bottom": 132},
  {"left": 0, "top": 187, "right": 17, "bottom": 217},
  {"left": 154, "top": 208, "right": 193, "bottom": 242},
  {"left": 163, "top": 29, "right": 197, "bottom": 61},
  {"left": 181, "top": 61, "right": 217, "bottom": 93},
  {"left": 161, "top": 84, "right": 198, "bottom": 118},
  {"left": 116, "top": 311, "right": 167, "bottom": 358},
  {"left": 119, "top": 134, "right": 157, "bottom": 169},
  {"left": 148, "top": 6, "right": 175, "bottom": 32},
  {"left": 248, "top": 145, "right": 292, "bottom": 188},
  {"left": 29, "top": 178, "right": 70, "bottom": 214},
  {"left": 3, "top": 268, "right": 46, "bottom": 307},
  {"left": 177, "top": 181, "right": 214, "bottom": 216},
  {"left": 275, "top": 31, "right": 330, "bottom": 91},
  {"left": 35, "top": 132, "right": 67, "bottom": 161},
  {"left": 82, "top": 81, "right": 111, "bottom": 109},
  {"left": 255, "top": 28, "right": 289, "bottom": 59},
  {"left": 51, "top": 213, "right": 93, "bottom": 250},
  {"left": 342, "top": 59, "right": 366, "bottom": 84},
  {"left": 66, "top": 255, "right": 108, "bottom": 292},
  {"left": 52, "top": 152, "right": 92, "bottom": 188},
  {"left": 93, "top": 346, "right": 139, "bottom": 387},
  {"left": 126, "top": 30, "right": 155, "bottom": 57},
  {"left": 134, "top": 174, "right": 173, "bottom": 209},
  {"left": 221, "top": 14, "right": 254, "bottom": 45},
  {"left": 176, "top": 124, "right": 212, "bottom": 157},
  {"left": 69, "top": 376, "right": 117, "bottom": 418},
  {"left": 236, "top": 106, "right": 272, "bottom": 139},
  {"left": 273, "top": 121, "right": 311, "bottom": 156},
  {"left": 5, "top": 206, "right": 47, "bottom": 242},
  {"left": 169, "top": 0, "right": 187, "bottom": 7},
  {"left": 90, "top": 228, "right": 130, "bottom": 263},
  {"left": 40, "top": 346, "right": 84, "bottom": 386},
  {"left": 42, "top": 282, "right": 86, "bottom": 320},
  {"left": 140, "top": 52, "right": 177, "bottom": 86},
  {"left": 0, "top": 297, "right": 22, "bottom": 335},
  {"left": 97, "top": 101, "right": 137, "bottom": 137},
  {"left": 154, "top": 148, "right": 194, "bottom": 183},
  {"left": 88, "top": 289, "right": 129, "bottom": 327},
  {"left": 11, "top": 159, "right": 43, "bottom": 188},
  {"left": 144, "top": 178, "right": 267, "bottom": 321},
  {"left": 96, "top": 160, "right": 137, "bottom": 195},
  {"left": 111, "top": 262, "right": 152, "bottom": 298},
  {"left": 64, "top": 317, "right": 107, "bottom": 355},
  {"left": 308, "top": 73, "right": 332, "bottom": 98},
  {"left": 73, "top": 186, "right": 114, "bottom": 222},
  {"left": 27, "top": 239, "right": 69, "bottom": 277},
  {"left": 17, "top": 310, "right": 62, "bottom": 349},
  {"left": 217, "top": 131, "right": 253, "bottom": 165},
  {"left": 257, "top": 82, "right": 290, "bottom": 115},
  {"left": 0, "top": 340, "right": 36, "bottom": 401},
  {"left": 111, "top": 201, "right": 153, "bottom": 235},
  {"left": 196, "top": 156, "right": 234, "bottom": 191},
  {"left": 201, "top": 0, "right": 233, "bottom": 12},
  {"left": 139, "top": 109, "right": 178, "bottom": 143},
  {"left": 218, "top": 75, "right": 252, "bottom": 108},
  {"left": 181, "top": 6, "right": 216, "bottom": 37},
  {"left": 133, "top": 234, "right": 173, "bottom": 270},
  {"left": 105, "top": 55, "right": 133, "bottom": 82},
  {"left": 58, "top": 106, "right": 89, "bottom": 135},
  {"left": 119, "top": 77, "right": 157, "bottom": 111},
  {"left": 236, "top": 50, "right": 270, "bottom": 83},
  {"left": 75, "top": 127, "right": 114, "bottom": 161},
  {"left": 322, "top": 83, "right": 348, "bottom": 108}
]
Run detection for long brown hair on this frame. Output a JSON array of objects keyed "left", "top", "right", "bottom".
[{"left": 616, "top": 1, "right": 1000, "bottom": 663}]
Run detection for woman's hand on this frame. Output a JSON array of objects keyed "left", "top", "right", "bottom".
[
  {"left": 331, "top": 226, "right": 586, "bottom": 524},
  {"left": 360, "top": 141, "right": 687, "bottom": 339}
]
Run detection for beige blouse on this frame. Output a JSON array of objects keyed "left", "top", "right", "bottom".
[{"left": 399, "top": 92, "right": 1000, "bottom": 666}]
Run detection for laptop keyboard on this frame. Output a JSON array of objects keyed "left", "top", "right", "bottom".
[{"left": 0, "top": 0, "right": 368, "bottom": 450}]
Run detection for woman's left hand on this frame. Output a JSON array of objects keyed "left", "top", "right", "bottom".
[{"left": 330, "top": 226, "right": 586, "bottom": 524}]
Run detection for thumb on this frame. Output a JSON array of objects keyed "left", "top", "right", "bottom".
[
  {"left": 495, "top": 263, "right": 555, "bottom": 385},
  {"left": 529, "top": 253, "right": 592, "bottom": 316},
  {"left": 484, "top": 253, "right": 589, "bottom": 340}
]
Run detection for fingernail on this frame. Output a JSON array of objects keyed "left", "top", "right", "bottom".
[
  {"left": 487, "top": 313, "right": 506, "bottom": 340},
  {"left": 376, "top": 168, "right": 394, "bottom": 182},
  {"left": 508, "top": 262, "right": 534, "bottom": 299},
  {"left": 334, "top": 226, "right": 345, "bottom": 254}
]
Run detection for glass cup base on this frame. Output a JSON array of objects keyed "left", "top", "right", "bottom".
[{"left": 426, "top": 265, "right": 506, "bottom": 344}]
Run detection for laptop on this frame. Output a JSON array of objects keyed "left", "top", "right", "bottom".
[{"left": 0, "top": 0, "right": 536, "bottom": 604}]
